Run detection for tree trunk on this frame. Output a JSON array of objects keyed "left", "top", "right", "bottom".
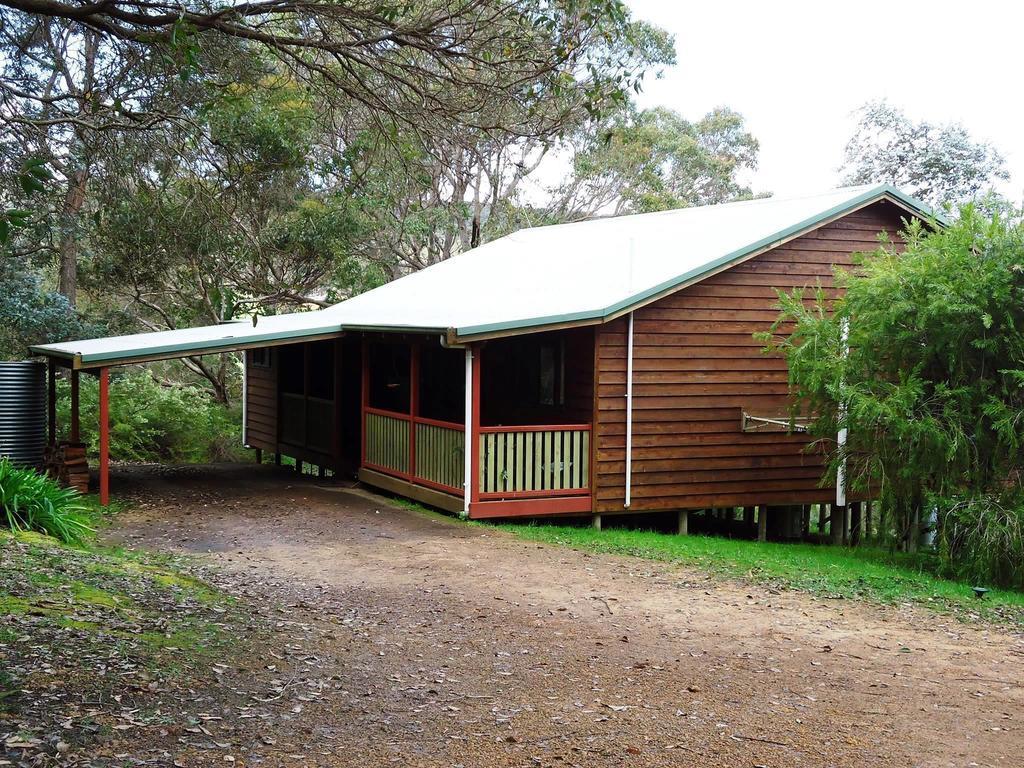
[
  {"left": 183, "top": 355, "right": 230, "bottom": 405},
  {"left": 58, "top": 167, "right": 89, "bottom": 306},
  {"left": 831, "top": 504, "right": 845, "bottom": 545},
  {"left": 905, "top": 498, "right": 923, "bottom": 554}
]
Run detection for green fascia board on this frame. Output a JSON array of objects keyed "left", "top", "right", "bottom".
[
  {"left": 28, "top": 322, "right": 450, "bottom": 366},
  {"left": 454, "top": 185, "right": 942, "bottom": 340},
  {"left": 29, "top": 323, "right": 346, "bottom": 365}
]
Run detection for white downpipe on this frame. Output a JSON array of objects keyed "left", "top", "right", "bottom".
[
  {"left": 463, "top": 347, "right": 473, "bottom": 518},
  {"left": 241, "top": 351, "right": 248, "bottom": 448},
  {"left": 624, "top": 311, "right": 635, "bottom": 509},
  {"left": 836, "top": 318, "right": 850, "bottom": 508}
]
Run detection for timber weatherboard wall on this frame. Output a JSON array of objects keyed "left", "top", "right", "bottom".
[
  {"left": 592, "top": 201, "right": 907, "bottom": 513},
  {"left": 244, "top": 349, "right": 278, "bottom": 452}
]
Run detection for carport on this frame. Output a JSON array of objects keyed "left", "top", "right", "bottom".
[{"left": 30, "top": 314, "right": 346, "bottom": 505}]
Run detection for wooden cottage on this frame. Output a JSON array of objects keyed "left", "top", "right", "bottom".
[{"left": 31, "top": 185, "right": 934, "bottom": 528}]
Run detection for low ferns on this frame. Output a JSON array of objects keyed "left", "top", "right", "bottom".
[{"left": 0, "top": 457, "right": 91, "bottom": 543}]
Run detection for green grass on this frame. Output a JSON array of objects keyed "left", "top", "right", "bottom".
[{"left": 496, "top": 523, "right": 1024, "bottom": 627}]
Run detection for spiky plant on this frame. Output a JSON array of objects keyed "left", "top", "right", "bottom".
[{"left": 0, "top": 458, "right": 92, "bottom": 543}]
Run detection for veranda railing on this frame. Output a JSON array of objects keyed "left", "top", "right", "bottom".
[
  {"left": 478, "top": 424, "right": 591, "bottom": 499},
  {"left": 363, "top": 407, "right": 465, "bottom": 495}
]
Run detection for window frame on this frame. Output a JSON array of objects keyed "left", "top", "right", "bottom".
[{"left": 250, "top": 347, "right": 272, "bottom": 369}]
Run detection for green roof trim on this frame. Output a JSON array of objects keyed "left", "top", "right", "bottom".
[
  {"left": 29, "top": 322, "right": 346, "bottom": 367},
  {"left": 452, "top": 184, "right": 941, "bottom": 340}
]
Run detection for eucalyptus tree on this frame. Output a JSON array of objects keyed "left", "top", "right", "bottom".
[
  {"left": 1, "top": 0, "right": 662, "bottom": 304},
  {"left": 841, "top": 101, "right": 1010, "bottom": 208},
  {"left": 326, "top": 13, "right": 677, "bottom": 276},
  {"left": 85, "top": 80, "right": 370, "bottom": 401},
  {"left": 545, "top": 105, "right": 760, "bottom": 221}
]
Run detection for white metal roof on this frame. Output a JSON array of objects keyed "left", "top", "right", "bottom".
[
  {"left": 31, "top": 184, "right": 934, "bottom": 367},
  {"left": 31, "top": 313, "right": 344, "bottom": 367}
]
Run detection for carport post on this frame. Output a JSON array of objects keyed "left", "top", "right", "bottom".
[{"left": 98, "top": 367, "right": 110, "bottom": 506}]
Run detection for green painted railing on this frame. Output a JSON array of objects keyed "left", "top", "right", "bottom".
[
  {"left": 364, "top": 408, "right": 464, "bottom": 494},
  {"left": 414, "top": 421, "right": 465, "bottom": 492},
  {"left": 364, "top": 410, "right": 591, "bottom": 500},
  {"left": 479, "top": 425, "right": 590, "bottom": 497},
  {"left": 365, "top": 411, "right": 410, "bottom": 475}
]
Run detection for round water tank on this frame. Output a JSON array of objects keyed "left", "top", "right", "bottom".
[{"left": 0, "top": 360, "right": 47, "bottom": 469}]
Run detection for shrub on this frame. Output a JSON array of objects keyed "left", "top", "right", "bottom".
[
  {"left": 0, "top": 457, "right": 91, "bottom": 543},
  {"left": 937, "top": 494, "right": 1024, "bottom": 590},
  {"left": 766, "top": 207, "right": 1024, "bottom": 586},
  {"left": 55, "top": 371, "right": 244, "bottom": 464}
]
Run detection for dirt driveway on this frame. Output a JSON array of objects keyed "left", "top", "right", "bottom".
[{"left": 107, "top": 464, "right": 1024, "bottom": 767}]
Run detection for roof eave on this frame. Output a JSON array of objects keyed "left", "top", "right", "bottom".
[{"left": 30, "top": 324, "right": 347, "bottom": 369}]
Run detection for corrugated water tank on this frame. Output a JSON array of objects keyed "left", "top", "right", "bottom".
[{"left": 0, "top": 360, "right": 47, "bottom": 468}]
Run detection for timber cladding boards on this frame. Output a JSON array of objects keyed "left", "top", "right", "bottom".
[
  {"left": 591, "top": 201, "right": 908, "bottom": 513},
  {"left": 244, "top": 349, "right": 277, "bottom": 452}
]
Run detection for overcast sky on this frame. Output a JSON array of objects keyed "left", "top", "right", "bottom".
[{"left": 626, "top": 0, "right": 1023, "bottom": 202}]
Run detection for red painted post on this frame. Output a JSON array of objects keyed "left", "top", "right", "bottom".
[
  {"left": 98, "top": 367, "right": 110, "bottom": 506},
  {"left": 470, "top": 345, "right": 482, "bottom": 506},
  {"left": 409, "top": 342, "right": 420, "bottom": 477}
]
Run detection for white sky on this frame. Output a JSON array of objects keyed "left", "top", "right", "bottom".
[{"left": 626, "top": 0, "right": 1024, "bottom": 202}]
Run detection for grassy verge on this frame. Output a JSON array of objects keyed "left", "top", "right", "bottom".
[
  {"left": 0, "top": 527, "right": 236, "bottom": 687},
  {"left": 0, "top": 495, "right": 254, "bottom": 758},
  {"left": 496, "top": 523, "right": 1024, "bottom": 628}
]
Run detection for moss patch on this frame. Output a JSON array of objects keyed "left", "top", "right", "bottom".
[{"left": 0, "top": 530, "right": 246, "bottom": 693}]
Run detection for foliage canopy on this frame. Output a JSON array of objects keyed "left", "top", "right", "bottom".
[
  {"left": 841, "top": 101, "right": 1009, "bottom": 207},
  {"left": 764, "top": 208, "right": 1024, "bottom": 585}
]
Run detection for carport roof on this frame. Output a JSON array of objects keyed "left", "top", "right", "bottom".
[
  {"left": 31, "top": 183, "right": 937, "bottom": 368},
  {"left": 31, "top": 314, "right": 346, "bottom": 368}
]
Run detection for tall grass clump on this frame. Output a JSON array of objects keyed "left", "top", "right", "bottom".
[
  {"left": 937, "top": 494, "right": 1024, "bottom": 590},
  {"left": 0, "top": 457, "right": 92, "bottom": 543}
]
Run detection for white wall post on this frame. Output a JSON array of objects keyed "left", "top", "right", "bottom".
[
  {"left": 241, "top": 350, "right": 248, "bottom": 448},
  {"left": 836, "top": 318, "right": 850, "bottom": 509},
  {"left": 463, "top": 347, "right": 473, "bottom": 519}
]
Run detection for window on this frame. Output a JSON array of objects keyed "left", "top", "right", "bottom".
[
  {"left": 368, "top": 342, "right": 411, "bottom": 413},
  {"left": 419, "top": 344, "right": 464, "bottom": 424},
  {"left": 278, "top": 344, "right": 305, "bottom": 395},
  {"left": 307, "top": 341, "right": 335, "bottom": 400},
  {"left": 538, "top": 340, "right": 565, "bottom": 406},
  {"left": 250, "top": 347, "right": 272, "bottom": 368}
]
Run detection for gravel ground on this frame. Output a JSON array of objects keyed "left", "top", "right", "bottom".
[{"left": 98, "top": 463, "right": 1024, "bottom": 767}]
